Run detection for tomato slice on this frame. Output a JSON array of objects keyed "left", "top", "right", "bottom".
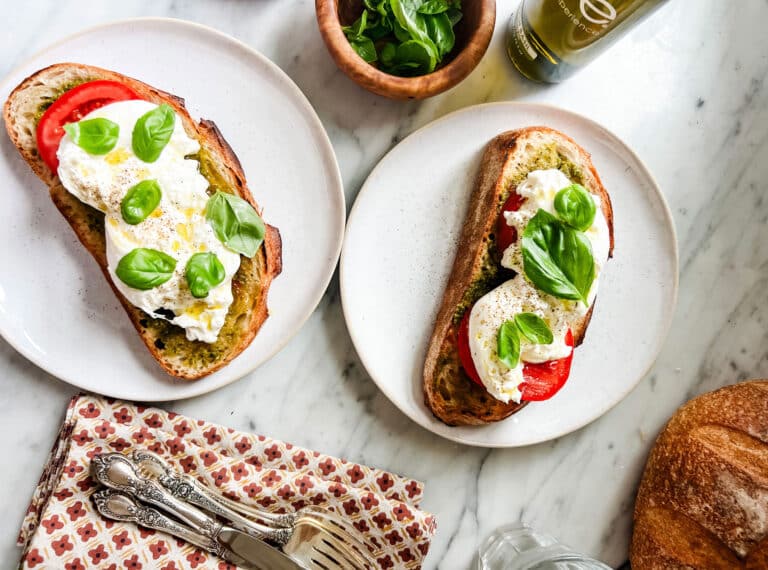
[
  {"left": 36, "top": 80, "right": 140, "bottom": 172},
  {"left": 518, "top": 329, "right": 574, "bottom": 401},
  {"left": 496, "top": 191, "right": 526, "bottom": 253},
  {"left": 457, "top": 308, "right": 574, "bottom": 401}
]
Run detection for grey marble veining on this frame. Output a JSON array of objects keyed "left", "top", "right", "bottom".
[{"left": 2, "top": 1, "right": 768, "bottom": 568}]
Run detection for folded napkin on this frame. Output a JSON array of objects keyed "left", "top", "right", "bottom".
[{"left": 18, "top": 394, "right": 436, "bottom": 569}]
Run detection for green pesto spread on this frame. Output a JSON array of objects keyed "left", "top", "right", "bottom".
[
  {"left": 451, "top": 144, "right": 584, "bottom": 324},
  {"left": 33, "top": 78, "right": 94, "bottom": 125}
]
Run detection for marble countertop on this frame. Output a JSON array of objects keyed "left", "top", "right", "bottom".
[{"left": 2, "top": 1, "right": 767, "bottom": 568}]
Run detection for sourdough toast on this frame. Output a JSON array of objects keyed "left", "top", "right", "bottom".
[
  {"left": 3, "top": 63, "right": 282, "bottom": 380},
  {"left": 423, "top": 127, "right": 614, "bottom": 426}
]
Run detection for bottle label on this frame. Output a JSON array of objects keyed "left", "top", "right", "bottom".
[
  {"left": 558, "top": 0, "right": 617, "bottom": 37},
  {"left": 512, "top": 5, "right": 537, "bottom": 60}
]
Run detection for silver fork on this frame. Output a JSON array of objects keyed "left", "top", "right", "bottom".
[{"left": 127, "top": 452, "right": 374, "bottom": 568}]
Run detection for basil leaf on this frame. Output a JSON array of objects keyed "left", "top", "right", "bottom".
[
  {"left": 380, "top": 42, "right": 398, "bottom": 66},
  {"left": 554, "top": 184, "right": 596, "bottom": 231},
  {"left": 393, "top": 40, "right": 437, "bottom": 75},
  {"left": 514, "top": 313, "right": 553, "bottom": 344},
  {"left": 418, "top": 0, "right": 450, "bottom": 14},
  {"left": 424, "top": 12, "right": 455, "bottom": 58},
  {"left": 121, "top": 179, "right": 162, "bottom": 225},
  {"left": 205, "top": 191, "right": 266, "bottom": 257},
  {"left": 132, "top": 103, "right": 175, "bottom": 163},
  {"left": 446, "top": 7, "right": 463, "bottom": 26},
  {"left": 522, "top": 209, "right": 595, "bottom": 304},
  {"left": 390, "top": 0, "right": 438, "bottom": 55},
  {"left": 497, "top": 321, "right": 521, "bottom": 369},
  {"left": 350, "top": 36, "right": 378, "bottom": 62},
  {"left": 185, "top": 252, "right": 226, "bottom": 299},
  {"left": 115, "top": 248, "right": 177, "bottom": 290},
  {"left": 63, "top": 118, "right": 119, "bottom": 155}
]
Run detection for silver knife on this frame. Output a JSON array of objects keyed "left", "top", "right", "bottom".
[{"left": 91, "top": 453, "right": 304, "bottom": 570}]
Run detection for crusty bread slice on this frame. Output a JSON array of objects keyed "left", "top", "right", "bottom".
[
  {"left": 423, "top": 127, "right": 614, "bottom": 426},
  {"left": 3, "top": 63, "right": 282, "bottom": 380}
]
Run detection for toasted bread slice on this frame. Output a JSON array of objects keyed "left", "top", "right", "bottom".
[
  {"left": 423, "top": 127, "right": 614, "bottom": 426},
  {"left": 3, "top": 63, "right": 282, "bottom": 380}
]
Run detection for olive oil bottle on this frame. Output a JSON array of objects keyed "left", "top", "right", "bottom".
[{"left": 507, "top": 0, "right": 668, "bottom": 83}]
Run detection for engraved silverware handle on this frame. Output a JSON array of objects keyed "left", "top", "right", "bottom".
[
  {"left": 93, "top": 489, "right": 225, "bottom": 556},
  {"left": 131, "top": 450, "right": 294, "bottom": 545},
  {"left": 91, "top": 453, "right": 222, "bottom": 538}
]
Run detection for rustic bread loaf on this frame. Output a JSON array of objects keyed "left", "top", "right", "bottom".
[{"left": 631, "top": 380, "right": 768, "bottom": 569}]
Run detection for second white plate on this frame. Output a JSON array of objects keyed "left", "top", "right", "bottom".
[
  {"left": 0, "top": 19, "right": 345, "bottom": 400},
  {"left": 341, "top": 102, "right": 678, "bottom": 447}
]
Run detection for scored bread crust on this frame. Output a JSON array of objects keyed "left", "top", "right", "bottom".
[
  {"left": 3, "top": 63, "right": 282, "bottom": 380},
  {"left": 631, "top": 381, "right": 768, "bottom": 569},
  {"left": 423, "top": 127, "right": 614, "bottom": 426}
]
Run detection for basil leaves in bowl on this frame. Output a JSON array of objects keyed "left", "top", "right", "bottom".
[{"left": 316, "top": 0, "right": 496, "bottom": 99}]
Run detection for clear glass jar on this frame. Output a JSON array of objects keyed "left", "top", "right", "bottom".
[{"left": 477, "top": 523, "right": 613, "bottom": 570}]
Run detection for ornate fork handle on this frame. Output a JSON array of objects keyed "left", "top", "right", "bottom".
[
  {"left": 131, "top": 450, "right": 295, "bottom": 544},
  {"left": 91, "top": 453, "right": 222, "bottom": 538},
  {"left": 93, "top": 489, "right": 228, "bottom": 558}
]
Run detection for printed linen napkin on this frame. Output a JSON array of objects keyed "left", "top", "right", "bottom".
[{"left": 18, "top": 394, "right": 436, "bottom": 569}]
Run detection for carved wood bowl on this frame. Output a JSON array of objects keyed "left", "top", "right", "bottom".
[{"left": 316, "top": 0, "right": 496, "bottom": 99}]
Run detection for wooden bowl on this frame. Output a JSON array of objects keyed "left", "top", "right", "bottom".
[{"left": 316, "top": 0, "right": 496, "bottom": 100}]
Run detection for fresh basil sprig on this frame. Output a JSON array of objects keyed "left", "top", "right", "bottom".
[
  {"left": 115, "top": 248, "right": 177, "bottom": 290},
  {"left": 205, "top": 191, "right": 265, "bottom": 258},
  {"left": 63, "top": 118, "right": 119, "bottom": 155},
  {"left": 497, "top": 313, "right": 554, "bottom": 369},
  {"left": 185, "top": 252, "right": 226, "bottom": 299},
  {"left": 342, "top": 0, "right": 462, "bottom": 77},
  {"left": 522, "top": 209, "right": 595, "bottom": 305},
  {"left": 132, "top": 104, "right": 175, "bottom": 163},
  {"left": 554, "top": 184, "right": 596, "bottom": 232},
  {"left": 121, "top": 180, "right": 162, "bottom": 225}
]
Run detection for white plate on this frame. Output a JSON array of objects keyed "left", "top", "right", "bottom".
[
  {"left": 341, "top": 103, "right": 678, "bottom": 447},
  {"left": 0, "top": 19, "right": 344, "bottom": 400}
]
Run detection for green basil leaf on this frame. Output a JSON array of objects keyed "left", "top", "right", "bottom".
[
  {"left": 497, "top": 321, "right": 521, "bottom": 369},
  {"left": 418, "top": 0, "right": 450, "bottom": 14},
  {"left": 514, "top": 313, "right": 553, "bottom": 344},
  {"left": 132, "top": 103, "right": 175, "bottom": 163},
  {"left": 393, "top": 40, "right": 437, "bottom": 75},
  {"left": 350, "top": 36, "right": 378, "bottom": 62},
  {"left": 380, "top": 42, "right": 398, "bottom": 66},
  {"left": 392, "top": 19, "right": 413, "bottom": 42},
  {"left": 554, "top": 184, "right": 597, "bottom": 231},
  {"left": 185, "top": 252, "right": 226, "bottom": 299},
  {"left": 446, "top": 7, "right": 463, "bottom": 26},
  {"left": 63, "top": 118, "right": 119, "bottom": 155},
  {"left": 115, "top": 248, "right": 177, "bottom": 290},
  {"left": 424, "top": 12, "right": 455, "bottom": 58},
  {"left": 121, "top": 179, "right": 162, "bottom": 225},
  {"left": 390, "top": 0, "right": 438, "bottom": 54},
  {"left": 205, "top": 191, "right": 266, "bottom": 257},
  {"left": 522, "top": 209, "right": 595, "bottom": 304}
]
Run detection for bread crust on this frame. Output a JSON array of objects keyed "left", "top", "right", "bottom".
[
  {"left": 3, "top": 63, "right": 282, "bottom": 380},
  {"left": 631, "top": 381, "right": 768, "bottom": 569},
  {"left": 423, "top": 127, "right": 614, "bottom": 426}
]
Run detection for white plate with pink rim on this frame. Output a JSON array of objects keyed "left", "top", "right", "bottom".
[
  {"left": 341, "top": 102, "right": 678, "bottom": 447},
  {"left": 0, "top": 19, "right": 345, "bottom": 400}
]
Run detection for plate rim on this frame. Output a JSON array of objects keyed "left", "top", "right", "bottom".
[
  {"left": 340, "top": 100, "right": 679, "bottom": 448},
  {"left": 0, "top": 17, "right": 346, "bottom": 401}
]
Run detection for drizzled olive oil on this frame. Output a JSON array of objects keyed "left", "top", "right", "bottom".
[{"left": 507, "top": 0, "right": 668, "bottom": 83}]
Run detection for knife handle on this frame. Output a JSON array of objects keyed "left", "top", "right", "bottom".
[{"left": 91, "top": 453, "right": 222, "bottom": 538}]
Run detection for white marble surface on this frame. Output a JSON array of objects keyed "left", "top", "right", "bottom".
[{"left": 1, "top": 1, "right": 767, "bottom": 568}]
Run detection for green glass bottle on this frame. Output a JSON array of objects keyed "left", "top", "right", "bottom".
[{"left": 507, "top": 0, "right": 668, "bottom": 83}]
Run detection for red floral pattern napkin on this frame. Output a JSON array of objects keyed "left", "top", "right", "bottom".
[{"left": 18, "top": 394, "right": 436, "bottom": 569}]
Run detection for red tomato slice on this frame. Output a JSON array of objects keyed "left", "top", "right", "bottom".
[
  {"left": 519, "top": 329, "right": 574, "bottom": 401},
  {"left": 457, "top": 308, "right": 574, "bottom": 401},
  {"left": 496, "top": 191, "right": 526, "bottom": 253},
  {"left": 36, "top": 80, "right": 140, "bottom": 172}
]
